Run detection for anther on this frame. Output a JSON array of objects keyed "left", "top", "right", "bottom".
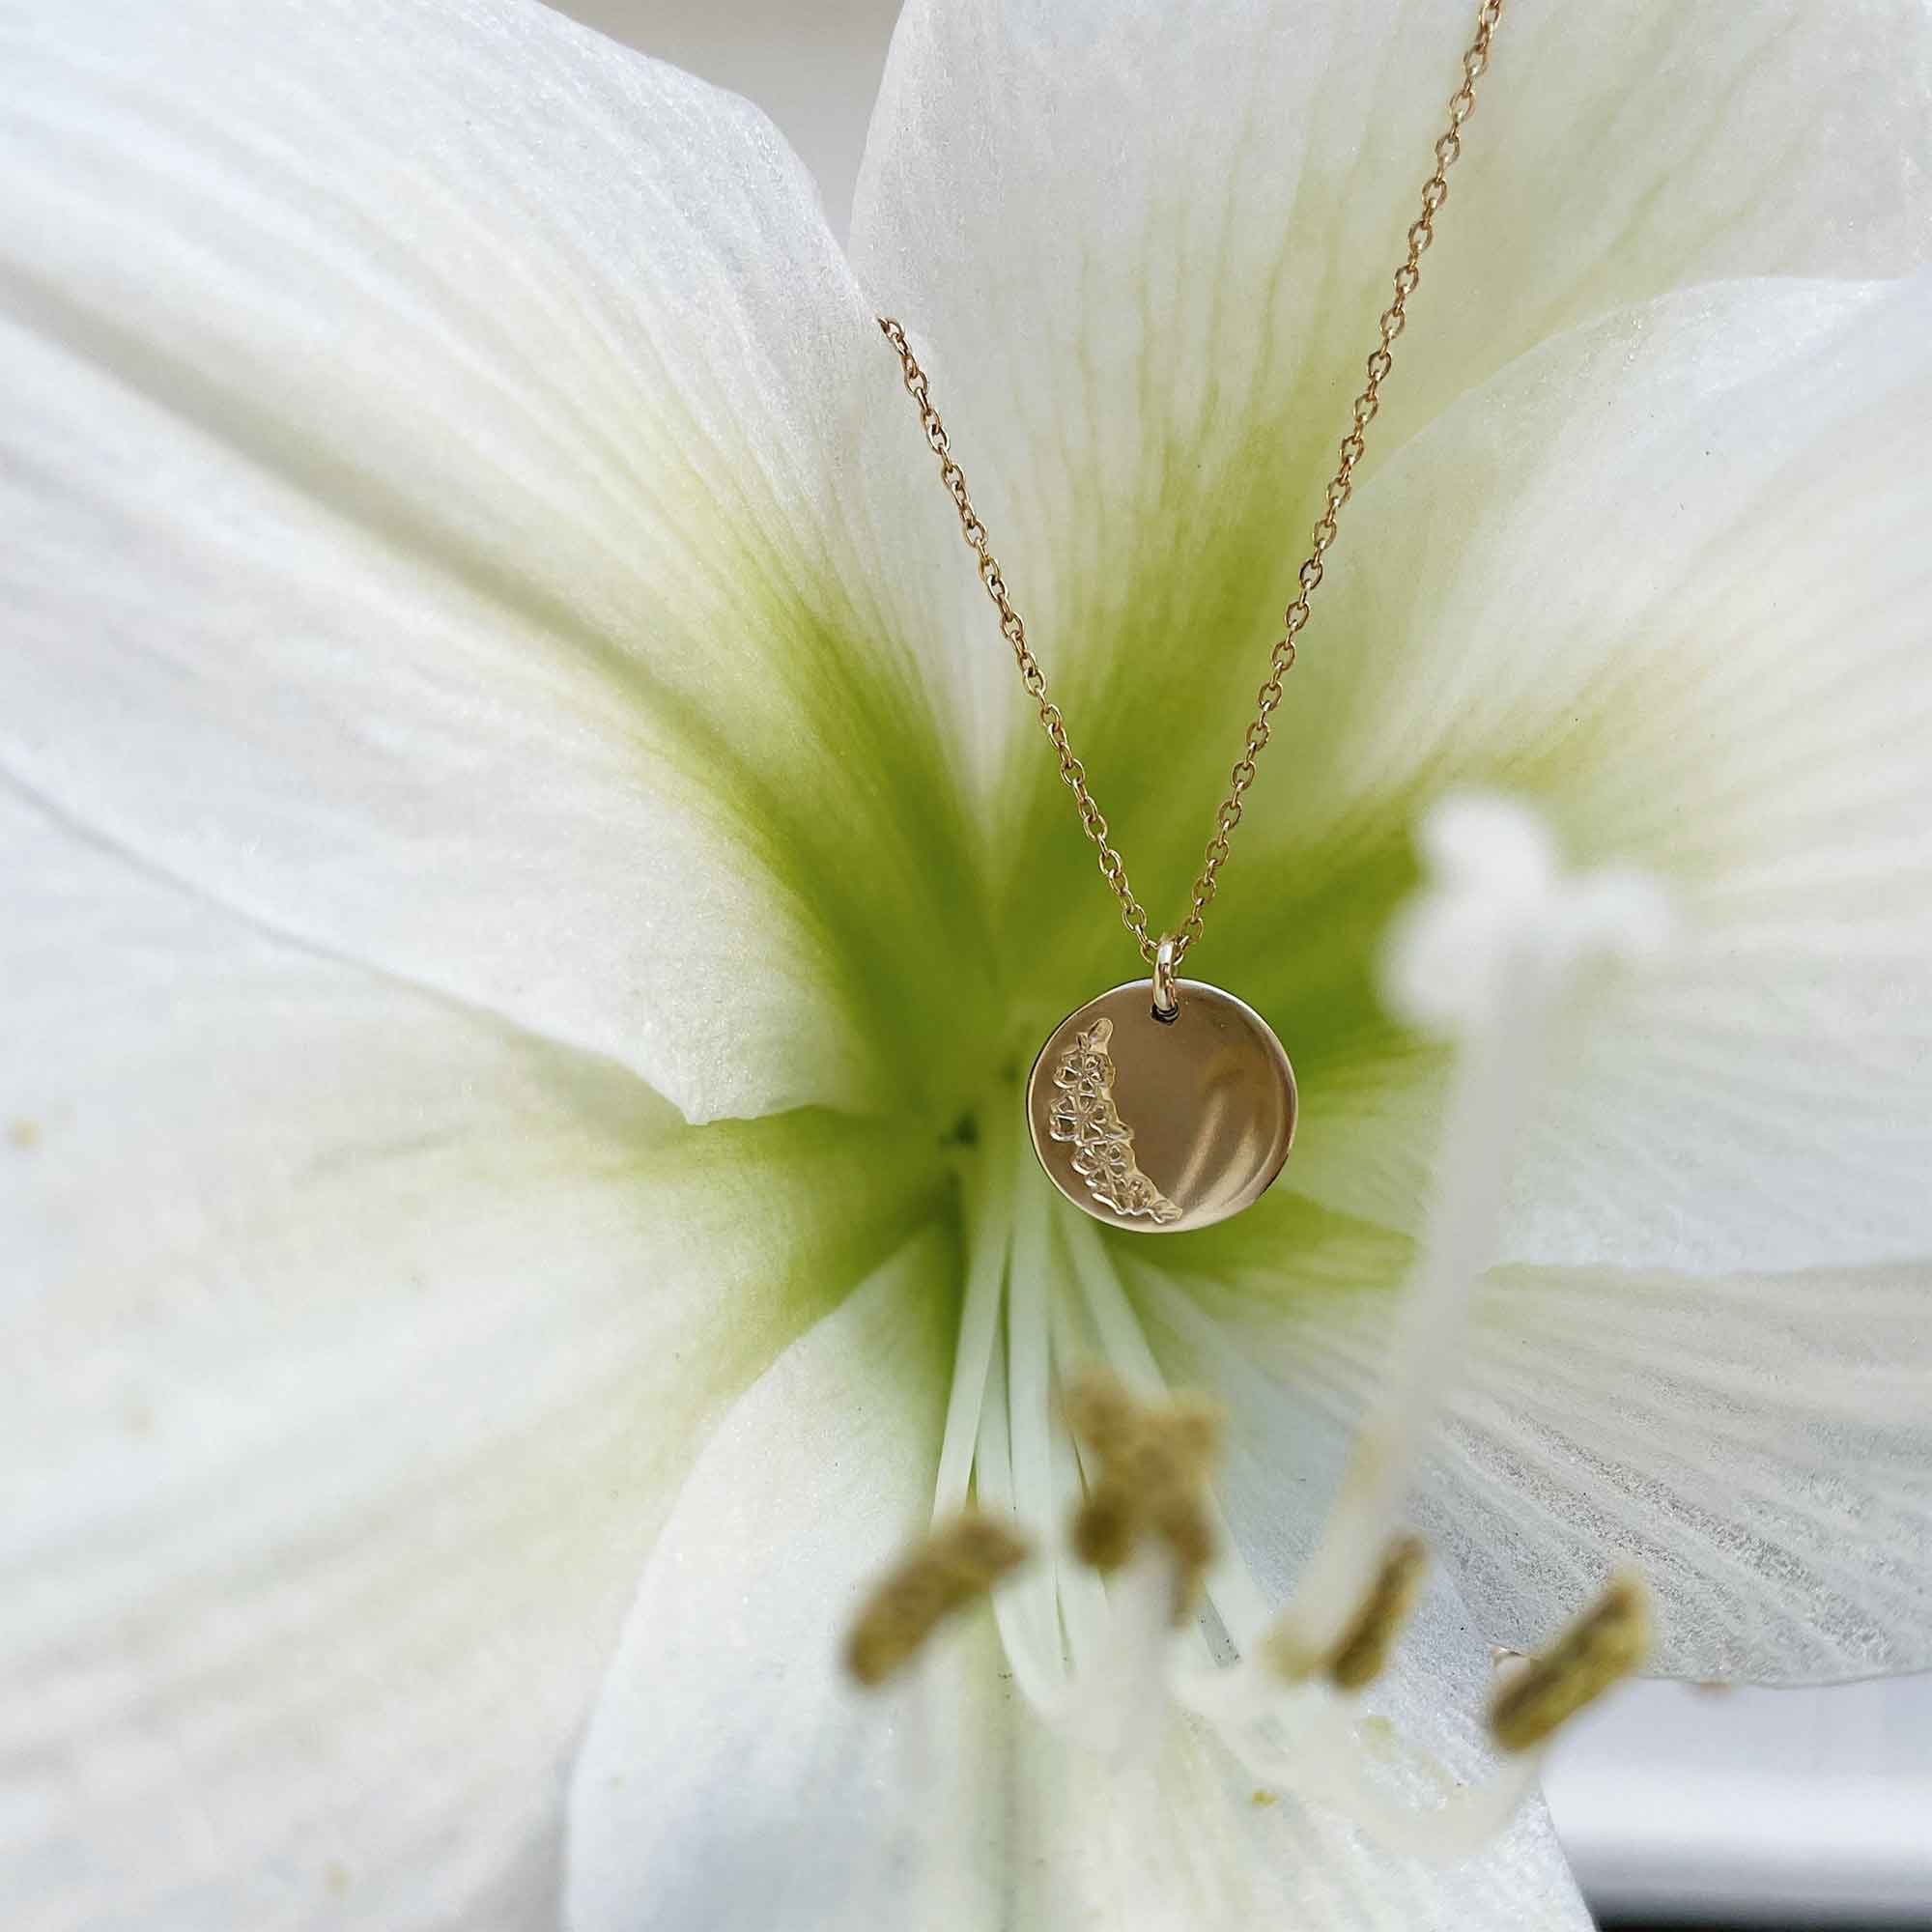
[
  {"left": 1065, "top": 1372, "right": 1223, "bottom": 1622},
  {"left": 1263, "top": 1532, "right": 1430, "bottom": 1687},
  {"left": 1064, "top": 1371, "right": 1140, "bottom": 1461},
  {"left": 1489, "top": 1572, "right": 1650, "bottom": 1751},
  {"left": 844, "top": 1511, "right": 1032, "bottom": 1688},
  {"left": 1324, "top": 1534, "right": 1430, "bottom": 1690}
]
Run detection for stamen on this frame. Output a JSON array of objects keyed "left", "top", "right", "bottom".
[
  {"left": 974, "top": 1330, "right": 1068, "bottom": 1706},
  {"left": 838, "top": 797, "right": 1671, "bottom": 1864},
  {"left": 845, "top": 1511, "right": 1032, "bottom": 1688},
  {"left": 1006, "top": 1146, "right": 1073, "bottom": 1683},
  {"left": 1322, "top": 1533, "right": 1430, "bottom": 1690},
  {"left": 1060, "top": 1213, "right": 1273, "bottom": 1649},
  {"left": 1490, "top": 1572, "right": 1650, "bottom": 1750},
  {"left": 1065, "top": 1370, "right": 1222, "bottom": 1621},
  {"left": 930, "top": 1126, "right": 1014, "bottom": 1519}
]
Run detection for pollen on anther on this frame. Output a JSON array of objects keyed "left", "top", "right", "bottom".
[
  {"left": 1063, "top": 1372, "right": 1140, "bottom": 1461},
  {"left": 1490, "top": 1571, "right": 1650, "bottom": 1751},
  {"left": 1065, "top": 1371, "right": 1223, "bottom": 1622},
  {"left": 1325, "top": 1533, "right": 1430, "bottom": 1690},
  {"left": 844, "top": 1511, "right": 1031, "bottom": 1689}
]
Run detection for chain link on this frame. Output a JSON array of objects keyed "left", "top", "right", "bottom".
[{"left": 879, "top": 0, "right": 1504, "bottom": 967}]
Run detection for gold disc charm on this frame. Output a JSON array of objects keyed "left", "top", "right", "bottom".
[{"left": 1026, "top": 972, "right": 1296, "bottom": 1234}]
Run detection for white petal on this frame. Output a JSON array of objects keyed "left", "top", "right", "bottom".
[
  {"left": 1243, "top": 273, "right": 1932, "bottom": 1274},
  {"left": 849, "top": 0, "right": 1932, "bottom": 992},
  {"left": 0, "top": 789, "right": 948, "bottom": 1928},
  {"left": 564, "top": 1231, "right": 995, "bottom": 1932},
  {"left": 0, "top": 0, "right": 991, "bottom": 1124},
  {"left": 1141, "top": 1212, "right": 1932, "bottom": 1682},
  {"left": 1432, "top": 1257, "right": 1932, "bottom": 1683},
  {"left": 570, "top": 1210, "right": 1588, "bottom": 1930}
]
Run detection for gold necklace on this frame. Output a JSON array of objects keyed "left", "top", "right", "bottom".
[{"left": 881, "top": 1, "right": 1505, "bottom": 1233}]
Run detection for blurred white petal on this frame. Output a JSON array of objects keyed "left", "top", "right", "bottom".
[
  {"left": 0, "top": 0, "right": 992, "bottom": 1125},
  {"left": 1435, "top": 1258, "right": 1932, "bottom": 1683},
  {"left": 1138, "top": 1211, "right": 1932, "bottom": 1683},
  {"left": 565, "top": 1235, "right": 999, "bottom": 1932},
  {"left": 850, "top": 0, "right": 1932, "bottom": 982},
  {"left": 1241, "top": 274, "right": 1932, "bottom": 1276},
  {"left": 0, "top": 788, "right": 947, "bottom": 1925}
]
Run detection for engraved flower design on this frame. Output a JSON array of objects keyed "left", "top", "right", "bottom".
[
  {"left": 1044, "top": 1019, "right": 1184, "bottom": 1224},
  {"left": 4, "top": 1, "right": 1931, "bottom": 1928}
]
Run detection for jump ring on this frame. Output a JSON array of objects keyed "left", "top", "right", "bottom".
[{"left": 1151, "top": 934, "right": 1180, "bottom": 1021}]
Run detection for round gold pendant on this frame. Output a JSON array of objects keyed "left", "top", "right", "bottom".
[{"left": 1025, "top": 977, "right": 1296, "bottom": 1234}]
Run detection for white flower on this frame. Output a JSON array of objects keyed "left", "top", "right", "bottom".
[{"left": 3, "top": 1, "right": 1929, "bottom": 1928}]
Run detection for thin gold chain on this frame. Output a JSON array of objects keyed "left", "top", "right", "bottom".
[{"left": 879, "top": 0, "right": 1505, "bottom": 968}]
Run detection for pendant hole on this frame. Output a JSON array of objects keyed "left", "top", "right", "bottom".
[{"left": 1151, "top": 999, "right": 1179, "bottom": 1025}]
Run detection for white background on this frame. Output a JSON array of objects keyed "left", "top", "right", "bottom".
[{"left": 551, "top": 1, "right": 1932, "bottom": 1918}]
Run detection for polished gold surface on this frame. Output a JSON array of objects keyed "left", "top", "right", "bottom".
[
  {"left": 1027, "top": 980, "right": 1296, "bottom": 1235},
  {"left": 877, "top": 0, "right": 1505, "bottom": 970}
]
